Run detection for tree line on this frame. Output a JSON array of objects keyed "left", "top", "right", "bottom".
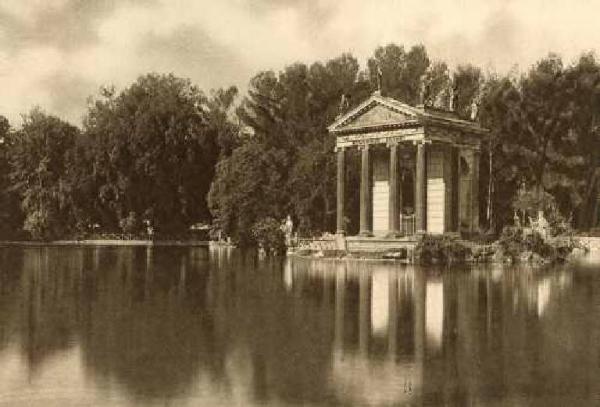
[{"left": 1, "top": 44, "right": 599, "bottom": 242}]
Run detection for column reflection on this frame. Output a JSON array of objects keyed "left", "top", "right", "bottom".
[
  {"left": 425, "top": 279, "right": 444, "bottom": 352},
  {"left": 289, "top": 259, "right": 423, "bottom": 406}
]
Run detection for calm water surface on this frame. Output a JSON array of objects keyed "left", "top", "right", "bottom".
[{"left": 0, "top": 246, "right": 600, "bottom": 406}]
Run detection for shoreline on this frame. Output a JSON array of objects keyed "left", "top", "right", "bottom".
[{"left": 0, "top": 239, "right": 213, "bottom": 247}]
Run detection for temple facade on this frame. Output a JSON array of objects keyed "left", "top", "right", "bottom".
[{"left": 329, "top": 91, "right": 488, "bottom": 243}]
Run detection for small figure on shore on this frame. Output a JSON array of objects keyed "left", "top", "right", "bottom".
[
  {"left": 536, "top": 210, "right": 549, "bottom": 240},
  {"left": 144, "top": 219, "right": 154, "bottom": 239},
  {"left": 282, "top": 215, "right": 294, "bottom": 246}
]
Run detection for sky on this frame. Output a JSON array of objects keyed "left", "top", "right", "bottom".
[{"left": 1, "top": 0, "right": 599, "bottom": 126}]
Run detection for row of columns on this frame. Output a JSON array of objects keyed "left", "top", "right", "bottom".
[
  {"left": 336, "top": 142, "right": 481, "bottom": 236},
  {"left": 336, "top": 142, "right": 428, "bottom": 236}
]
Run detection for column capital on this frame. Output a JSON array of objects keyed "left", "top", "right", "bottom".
[{"left": 412, "top": 139, "right": 432, "bottom": 146}]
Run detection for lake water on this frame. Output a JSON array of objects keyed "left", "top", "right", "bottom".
[{"left": 0, "top": 246, "right": 599, "bottom": 406}]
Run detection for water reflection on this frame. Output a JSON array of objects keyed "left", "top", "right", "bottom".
[
  {"left": 425, "top": 279, "right": 443, "bottom": 351},
  {"left": 0, "top": 247, "right": 598, "bottom": 406},
  {"left": 288, "top": 258, "right": 592, "bottom": 406}
]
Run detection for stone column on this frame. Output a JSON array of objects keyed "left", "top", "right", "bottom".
[
  {"left": 453, "top": 147, "right": 460, "bottom": 232},
  {"left": 444, "top": 146, "right": 453, "bottom": 233},
  {"left": 471, "top": 149, "right": 480, "bottom": 234},
  {"left": 388, "top": 143, "right": 400, "bottom": 236},
  {"left": 415, "top": 142, "right": 427, "bottom": 234},
  {"left": 336, "top": 147, "right": 346, "bottom": 235},
  {"left": 359, "top": 144, "right": 372, "bottom": 236}
]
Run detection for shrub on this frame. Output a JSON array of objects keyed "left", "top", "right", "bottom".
[
  {"left": 415, "top": 235, "right": 471, "bottom": 265},
  {"left": 119, "top": 211, "right": 141, "bottom": 235},
  {"left": 498, "top": 225, "right": 578, "bottom": 263},
  {"left": 513, "top": 185, "right": 574, "bottom": 237},
  {"left": 498, "top": 226, "right": 523, "bottom": 261},
  {"left": 251, "top": 217, "right": 286, "bottom": 256}
]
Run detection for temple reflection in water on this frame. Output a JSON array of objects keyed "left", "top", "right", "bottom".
[
  {"left": 286, "top": 257, "right": 579, "bottom": 406},
  {"left": 0, "top": 247, "right": 596, "bottom": 406}
]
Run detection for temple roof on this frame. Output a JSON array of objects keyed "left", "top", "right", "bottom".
[{"left": 328, "top": 92, "right": 488, "bottom": 136}]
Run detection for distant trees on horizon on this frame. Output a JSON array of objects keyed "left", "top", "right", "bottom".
[{"left": 1, "top": 43, "right": 599, "bottom": 242}]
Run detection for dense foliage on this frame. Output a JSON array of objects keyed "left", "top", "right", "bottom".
[
  {"left": 0, "top": 116, "right": 23, "bottom": 238},
  {"left": 82, "top": 74, "right": 234, "bottom": 235},
  {"left": 1, "top": 43, "right": 600, "bottom": 244},
  {"left": 8, "top": 109, "right": 80, "bottom": 240},
  {"left": 414, "top": 235, "right": 471, "bottom": 265},
  {"left": 480, "top": 54, "right": 600, "bottom": 231},
  {"left": 251, "top": 217, "right": 286, "bottom": 255}
]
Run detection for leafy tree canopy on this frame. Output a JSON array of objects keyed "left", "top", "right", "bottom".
[
  {"left": 9, "top": 108, "right": 79, "bottom": 240},
  {"left": 83, "top": 73, "right": 236, "bottom": 234}
]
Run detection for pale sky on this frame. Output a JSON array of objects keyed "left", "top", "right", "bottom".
[{"left": 1, "top": 0, "right": 599, "bottom": 126}]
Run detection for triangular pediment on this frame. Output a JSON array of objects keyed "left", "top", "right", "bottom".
[
  {"left": 328, "top": 94, "right": 420, "bottom": 133},
  {"left": 346, "top": 103, "right": 411, "bottom": 127}
]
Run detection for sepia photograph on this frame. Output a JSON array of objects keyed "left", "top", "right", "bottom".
[{"left": 1, "top": 0, "right": 600, "bottom": 405}]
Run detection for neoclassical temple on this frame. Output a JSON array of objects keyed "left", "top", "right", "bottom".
[{"left": 329, "top": 91, "right": 487, "bottom": 244}]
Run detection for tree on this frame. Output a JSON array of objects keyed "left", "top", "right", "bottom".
[
  {"left": 562, "top": 53, "right": 600, "bottom": 229},
  {"left": 513, "top": 56, "right": 576, "bottom": 209},
  {"left": 479, "top": 55, "right": 584, "bottom": 231},
  {"left": 208, "top": 141, "right": 288, "bottom": 245},
  {"left": 9, "top": 109, "right": 79, "bottom": 240},
  {"left": 424, "top": 61, "right": 452, "bottom": 108},
  {"left": 83, "top": 73, "right": 224, "bottom": 234},
  {"left": 478, "top": 74, "right": 521, "bottom": 230},
  {"left": 206, "top": 86, "right": 241, "bottom": 158},
  {"left": 210, "top": 53, "right": 368, "bottom": 242},
  {"left": 0, "top": 116, "right": 8, "bottom": 140},
  {"left": 288, "top": 136, "right": 336, "bottom": 235},
  {"left": 0, "top": 116, "right": 24, "bottom": 239},
  {"left": 367, "top": 44, "right": 430, "bottom": 104},
  {"left": 453, "top": 64, "right": 483, "bottom": 119}
]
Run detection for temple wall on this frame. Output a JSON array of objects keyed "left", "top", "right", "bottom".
[
  {"left": 372, "top": 152, "right": 389, "bottom": 236},
  {"left": 427, "top": 148, "right": 445, "bottom": 234}
]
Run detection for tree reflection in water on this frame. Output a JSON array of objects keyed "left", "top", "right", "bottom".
[{"left": 0, "top": 247, "right": 598, "bottom": 406}]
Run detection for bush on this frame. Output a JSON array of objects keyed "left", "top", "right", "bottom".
[
  {"left": 497, "top": 226, "right": 524, "bottom": 261},
  {"left": 513, "top": 185, "right": 574, "bottom": 237},
  {"left": 23, "top": 209, "right": 51, "bottom": 240},
  {"left": 119, "top": 211, "right": 141, "bottom": 235},
  {"left": 498, "top": 226, "right": 555, "bottom": 262},
  {"left": 498, "top": 225, "right": 579, "bottom": 263},
  {"left": 415, "top": 235, "right": 471, "bottom": 265},
  {"left": 251, "top": 217, "right": 286, "bottom": 256}
]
